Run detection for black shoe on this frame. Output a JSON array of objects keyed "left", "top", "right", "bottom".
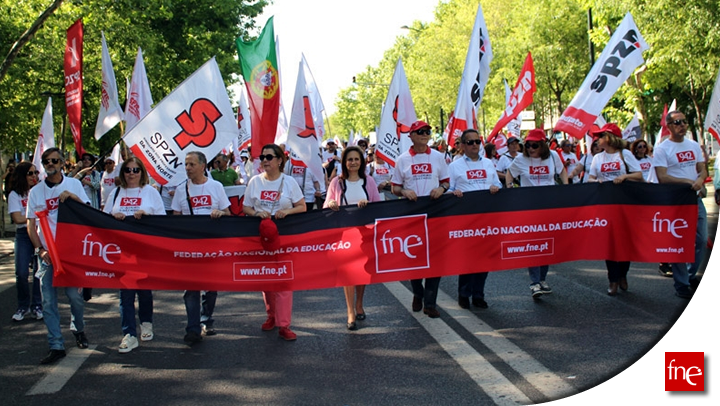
[
  {"left": 355, "top": 313, "right": 366, "bottom": 321},
  {"left": 472, "top": 298, "right": 488, "bottom": 309},
  {"left": 73, "top": 331, "right": 89, "bottom": 349},
  {"left": 347, "top": 321, "right": 357, "bottom": 331},
  {"left": 675, "top": 289, "right": 694, "bottom": 299},
  {"left": 40, "top": 349, "right": 66, "bottom": 365},
  {"left": 201, "top": 323, "right": 216, "bottom": 336},
  {"left": 423, "top": 307, "right": 440, "bottom": 318},
  {"left": 658, "top": 263, "right": 673, "bottom": 277},
  {"left": 690, "top": 277, "right": 700, "bottom": 291},
  {"left": 183, "top": 331, "right": 203, "bottom": 345},
  {"left": 458, "top": 296, "right": 470, "bottom": 309},
  {"left": 412, "top": 296, "right": 422, "bottom": 312}
]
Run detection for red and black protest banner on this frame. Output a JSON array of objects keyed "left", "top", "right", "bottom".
[
  {"left": 46, "top": 183, "right": 697, "bottom": 292},
  {"left": 64, "top": 19, "right": 84, "bottom": 156}
]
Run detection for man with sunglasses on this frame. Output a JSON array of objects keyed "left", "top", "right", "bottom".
[
  {"left": 391, "top": 120, "right": 450, "bottom": 318},
  {"left": 172, "top": 151, "right": 231, "bottom": 344},
  {"left": 653, "top": 111, "right": 708, "bottom": 299},
  {"left": 26, "top": 147, "right": 91, "bottom": 364},
  {"left": 447, "top": 129, "right": 501, "bottom": 309}
]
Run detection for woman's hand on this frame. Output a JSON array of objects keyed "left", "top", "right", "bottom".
[
  {"left": 357, "top": 199, "right": 368, "bottom": 208},
  {"left": 327, "top": 199, "right": 339, "bottom": 211},
  {"left": 113, "top": 212, "right": 126, "bottom": 220},
  {"left": 134, "top": 210, "right": 147, "bottom": 219},
  {"left": 453, "top": 190, "right": 463, "bottom": 198}
]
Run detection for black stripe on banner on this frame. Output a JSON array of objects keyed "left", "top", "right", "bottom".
[{"left": 57, "top": 182, "right": 697, "bottom": 240}]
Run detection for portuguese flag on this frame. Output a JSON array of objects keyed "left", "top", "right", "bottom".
[{"left": 236, "top": 17, "right": 280, "bottom": 158}]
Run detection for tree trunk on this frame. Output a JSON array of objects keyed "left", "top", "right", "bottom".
[{"left": 0, "top": 0, "right": 65, "bottom": 83}]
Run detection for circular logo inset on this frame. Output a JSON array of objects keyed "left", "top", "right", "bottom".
[{"left": 250, "top": 61, "right": 279, "bottom": 100}]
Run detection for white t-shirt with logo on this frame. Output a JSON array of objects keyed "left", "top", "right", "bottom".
[
  {"left": 391, "top": 147, "right": 450, "bottom": 197},
  {"left": 103, "top": 185, "right": 165, "bottom": 217},
  {"left": 507, "top": 151, "right": 565, "bottom": 187},
  {"left": 8, "top": 190, "right": 29, "bottom": 229},
  {"left": 100, "top": 168, "right": 119, "bottom": 207},
  {"left": 243, "top": 173, "right": 304, "bottom": 216},
  {"left": 653, "top": 138, "right": 704, "bottom": 181},
  {"left": 448, "top": 155, "right": 502, "bottom": 192},
  {"left": 370, "top": 162, "right": 393, "bottom": 185},
  {"left": 286, "top": 164, "right": 324, "bottom": 203},
  {"left": 636, "top": 156, "right": 657, "bottom": 183},
  {"left": 171, "top": 178, "right": 230, "bottom": 215},
  {"left": 496, "top": 152, "right": 518, "bottom": 174},
  {"left": 26, "top": 176, "right": 90, "bottom": 249},
  {"left": 559, "top": 150, "right": 581, "bottom": 183},
  {"left": 589, "top": 150, "right": 641, "bottom": 182}
]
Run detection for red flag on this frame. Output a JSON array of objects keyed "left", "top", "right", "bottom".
[
  {"left": 236, "top": 17, "right": 280, "bottom": 158},
  {"left": 489, "top": 52, "right": 535, "bottom": 139},
  {"left": 64, "top": 19, "right": 84, "bottom": 156}
]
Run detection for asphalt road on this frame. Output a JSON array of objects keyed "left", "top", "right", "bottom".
[{"left": 0, "top": 191, "right": 716, "bottom": 405}]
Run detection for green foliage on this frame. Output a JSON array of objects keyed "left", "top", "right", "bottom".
[{"left": 0, "top": 0, "right": 267, "bottom": 156}]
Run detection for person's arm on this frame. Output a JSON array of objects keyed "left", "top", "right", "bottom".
[
  {"left": 558, "top": 168, "right": 569, "bottom": 185},
  {"left": 27, "top": 218, "right": 51, "bottom": 264},
  {"left": 504, "top": 169, "right": 515, "bottom": 188},
  {"left": 275, "top": 198, "right": 306, "bottom": 219},
  {"left": 613, "top": 171, "right": 644, "bottom": 184}
]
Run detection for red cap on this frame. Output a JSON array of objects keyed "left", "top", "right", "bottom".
[
  {"left": 525, "top": 129, "right": 546, "bottom": 142},
  {"left": 409, "top": 120, "right": 431, "bottom": 133},
  {"left": 590, "top": 123, "right": 622, "bottom": 139},
  {"left": 259, "top": 218, "right": 280, "bottom": 251}
]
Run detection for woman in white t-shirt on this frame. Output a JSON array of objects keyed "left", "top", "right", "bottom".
[
  {"left": 630, "top": 139, "right": 657, "bottom": 183},
  {"left": 588, "top": 124, "right": 644, "bottom": 296},
  {"left": 324, "top": 146, "right": 382, "bottom": 331},
  {"left": 506, "top": 129, "right": 568, "bottom": 299},
  {"left": 243, "top": 144, "right": 306, "bottom": 341},
  {"left": 8, "top": 162, "right": 42, "bottom": 321},
  {"left": 103, "top": 157, "right": 165, "bottom": 353}
]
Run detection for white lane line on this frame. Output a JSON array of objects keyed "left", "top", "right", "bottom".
[
  {"left": 26, "top": 345, "right": 98, "bottom": 396},
  {"left": 434, "top": 289, "right": 577, "bottom": 400},
  {"left": 385, "top": 282, "right": 532, "bottom": 405}
]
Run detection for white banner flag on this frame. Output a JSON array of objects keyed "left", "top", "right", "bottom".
[
  {"left": 286, "top": 60, "right": 324, "bottom": 184},
  {"left": 302, "top": 53, "right": 326, "bottom": 142},
  {"left": 445, "top": 3, "right": 492, "bottom": 146},
  {"left": 125, "top": 48, "right": 153, "bottom": 133},
  {"left": 376, "top": 59, "right": 417, "bottom": 167},
  {"left": 33, "top": 97, "right": 56, "bottom": 180},
  {"left": 555, "top": 13, "right": 648, "bottom": 138},
  {"left": 94, "top": 32, "right": 124, "bottom": 140},
  {"left": 233, "top": 88, "right": 252, "bottom": 168},
  {"left": 622, "top": 111, "right": 642, "bottom": 142},
  {"left": 123, "top": 58, "right": 237, "bottom": 186},
  {"left": 704, "top": 67, "right": 720, "bottom": 143}
]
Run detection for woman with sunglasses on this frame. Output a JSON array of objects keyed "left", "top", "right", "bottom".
[
  {"left": 243, "top": 144, "right": 306, "bottom": 341},
  {"left": 630, "top": 139, "right": 657, "bottom": 183},
  {"left": 588, "top": 124, "right": 644, "bottom": 296},
  {"left": 324, "top": 146, "right": 382, "bottom": 330},
  {"left": 8, "top": 162, "right": 43, "bottom": 321},
  {"left": 103, "top": 157, "right": 165, "bottom": 353},
  {"left": 506, "top": 129, "right": 568, "bottom": 299}
]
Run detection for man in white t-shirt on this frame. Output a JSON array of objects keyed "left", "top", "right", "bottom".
[
  {"left": 171, "top": 151, "right": 230, "bottom": 344},
  {"left": 496, "top": 135, "right": 520, "bottom": 186},
  {"left": 448, "top": 129, "right": 500, "bottom": 310},
  {"left": 391, "top": 120, "right": 450, "bottom": 318},
  {"left": 26, "top": 147, "right": 91, "bottom": 364},
  {"left": 653, "top": 110, "right": 708, "bottom": 299},
  {"left": 100, "top": 157, "right": 119, "bottom": 209}
]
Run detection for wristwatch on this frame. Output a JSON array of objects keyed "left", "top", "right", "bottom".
[{"left": 34, "top": 247, "right": 44, "bottom": 255}]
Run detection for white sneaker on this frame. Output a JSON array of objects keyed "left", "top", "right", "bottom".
[
  {"left": 33, "top": 308, "right": 44, "bottom": 320},
  {"left": 12, "top": 309, "right": 29, "bottom": 321},
  {"left": 539, "top": 281, "right": 552, "bottom": 294},
  {"left": 118, "top": 334, "right": 139, "bottom": 353},
  {"left": 530, "top": 283, "right": 544, "bottom": 299},
  {"left": 140, "top": 322, "right": 154, "bottom": 341}
]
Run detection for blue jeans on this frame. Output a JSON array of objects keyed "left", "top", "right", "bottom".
[
  {"left": 528, "top": 265, "right": 549, "bottom": 284},
  {"left": 411, "top": 277, "right": 441, "bottom": 309},
  {"left": 672, "top": 198, "right": 708, "bottom": 293},
  {"left": 184, "top": 290, "right": 217, "bottom": 334},
  {"left": 39, "top": 260, "right": 84, "bottom": 350},
  {"left": 14, "top": 227, "right": 41, "bottom": 311},
  {"left": 458, "top": 272, "right": 488, "bottom": 299},
  {"left": 120, "top": 289, "right": 153, "bottom": 337}
]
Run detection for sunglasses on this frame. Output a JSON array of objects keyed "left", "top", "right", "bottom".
[
  {"left": 259, "top": 154, "right": 278, "bottom": 162},
  {"left": 637, "top": 144, "right": 647, "bottom": 149},
  {"left": 464, "top": 139, "right": 482, "bottom": 145},
  {"left": 124, "top": 167, "right": 142, "bottom": 174},
  {"left": 27, "top": 171, "right": 40, "bottom": 176},
  {"left": 670, "top": 119, "right": 688, "bottom": 126},
  {"left": 525, "top": 142, "right": 542, "bottom": 149},
  {"left": 42, "top": 158, "right": 61, "bottom": 165},
  {"left": 415, "top": 129, "right": 431, "bottom": 136}
]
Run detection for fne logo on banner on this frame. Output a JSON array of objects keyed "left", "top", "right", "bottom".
[
  {"left": 374, "top": 214, "right": 430, "bottom": 273},
  {"left": 665, "top": 352, "right": 704, "bottom": 391}
]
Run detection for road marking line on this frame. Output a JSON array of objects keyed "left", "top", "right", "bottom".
[
  {"left": 434, "top": 289, "right": 577, "bottom": 400},
  {"left": 26, "top": 345, "right": 98, "bottom": 396},
  {"left": 385, "top": 282, "right": 532, "bottom": 405}
]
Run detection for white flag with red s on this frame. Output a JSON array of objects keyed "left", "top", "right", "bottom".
[{"left": 376, "top": 58, "right": 417, "bottom": 167}]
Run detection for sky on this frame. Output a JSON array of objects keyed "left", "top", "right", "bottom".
[{"left": 248, "top": 0, "right": 441, "bottom": 120}]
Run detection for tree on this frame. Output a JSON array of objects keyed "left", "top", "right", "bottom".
[{"left": 0, "top": 0, "right": 268, "bottom": 156}]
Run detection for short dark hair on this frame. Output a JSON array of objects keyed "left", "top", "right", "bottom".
[
  {"left": 460, "top": 129, "right": 480, "bottom": 143},
  {"left": 261, "top": 144, "right": 286, "bottom": 172},
  {"left": 186, "top": 151, "right": 207, "bottom": 167}
]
